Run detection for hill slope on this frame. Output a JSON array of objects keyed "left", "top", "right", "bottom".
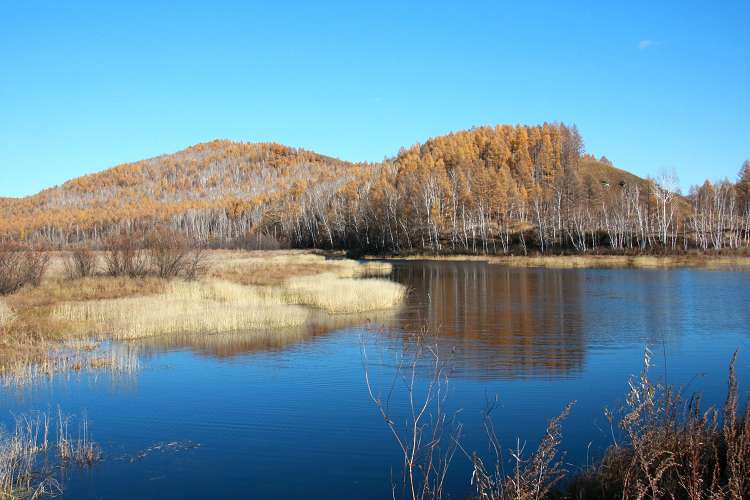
[
  {"left": 1, "top": 140, "right": 360, "bottom": 234},
  {"left": 2, "top": 124, "right": 706, "bottom": 254}
]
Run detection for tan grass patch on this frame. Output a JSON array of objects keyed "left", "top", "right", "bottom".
[
  {"left": 0, "top": 299, "right": 14, "bottom": 328},
  {"left": 284, "top": 273, "right": 406, "bottom": 314},
  {"left": 209, "top": 250, "right": 392, "bottom": 285},
  {"left": 51, "top": 280, "right": 310, "bottom": 340}
]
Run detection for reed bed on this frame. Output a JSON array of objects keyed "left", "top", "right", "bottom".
[
  {"left": 0, "top": 413, "right": 55, "bottom": 498},
  {"left": 489, "top": 254, "right": 750, "bottom": 269},
  {"left": 209, "top": 250, "right": 392, "bottom": 285},
  {"left": 51, "top": 280, "right": 310, "bottom": 340},
  {"left": 3, "top": 250, "right": 405, "bottom": 384},
  {"left": 50, "top": 273, "right": 405, "bottom": 339},
  {"left": 1, "top": 341, "right": 141, "bottom": 388},
  {"left": 0, "top": 409, "right": 100, "bottom": 498},
  {"left": 284, "top": 273, "right": 406, "bottom": 313}
]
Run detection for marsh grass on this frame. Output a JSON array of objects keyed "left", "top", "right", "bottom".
[
  {"left": 56, "top": 409, "right": 100, "bottom": 467},
  {"left": 51, "top": 280, "right": 310, "bottom": 340},
  {"left": 0, "top": 299, "right": 14, "bottom": 329},
  {"left": 1, "top": 341, "right": 140, "bottom": 388},
  {"left": 140, "top": 307, "right": 399, "bottom": 358},
  {"left": 490, "top": 255, "right": 750, "bottom": 269},
  {"left": 209, "top": 250, "right": 392, "bottom": 286},
  {"left": 564, "top": 350, "right": 750, "bottom": 500},
  {"left": 284, "top": 273, "right": 406, "bottom": 313},
  {"left": 0, "top": 409, "right": 97, "bottom": 498},
  {"left": 0, "top": 412, "right": 57, "bottom": 498},
  {"left": 3, "top": 250, "right": 404, "bottom": 385}
]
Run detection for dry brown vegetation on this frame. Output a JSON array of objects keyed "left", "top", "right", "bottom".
[
  {"left": 365, "top": 339, "right": 750, "bottom": 500},
  {"left": 207, "top": 250, "right": 392, "bottom": 285},
  {"left": 564, "top": 350, "right": 749, "bottom": 500},
  {"left": 0, "top": 410, "right": 100, "bottom": 498},
  {"left": 490, "top": 254, "right": 750, "bottom": 269},
  {"left": 0, "top": 245, "right": 49, "bottom": 296},
  {"left": 63, "top": 246, "right": 97, "bottom": 279},
  {"left": 0, "top": 248, "right": 404, "bottom": 386},
  {"left": 378, "top": 253, "right": 750, "bottom": 270}
]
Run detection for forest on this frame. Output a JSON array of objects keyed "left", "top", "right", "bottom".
[{"left": 1, "top": 124, "right": 749, "bottom": 255}]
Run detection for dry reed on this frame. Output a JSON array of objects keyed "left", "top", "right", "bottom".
[
  {"left": 209, "top": 250, "right": 392, "bottom": 286},
  {"left": 51, "top": 280, "right": 310, "bottom": 340},
  {"left": 284, "top": 273, "right": 406, "bottom": 313},
  {"left": 3, "top": 250, "right": 404, "bottom": 384},
  {"left": 0, "top": 299, "right": 14, "bottom": 329},
  {"left": 1, "top": 341, "right": 140, "bottom": 388},
  {"left": 2, "top": 408, "right": 101, "bottom": 498}
]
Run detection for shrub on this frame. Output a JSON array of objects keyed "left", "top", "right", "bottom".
[
  {"left": 0, "top": 244, "right": 49, "bottom": 295},
  {"left": 103, "top": 232, "right": 148, "bottom": 278},
  {"left": 145, "top": 227, "right": 205, "bottom": 279},
  {"left": 63, "top": 246, "right": 97, "bottom": 279}
]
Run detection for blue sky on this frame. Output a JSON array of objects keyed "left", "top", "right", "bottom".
[{"left": 1, "top": 0, "right": 748, "bottom": 197}]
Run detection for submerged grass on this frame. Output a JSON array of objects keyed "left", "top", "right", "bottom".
[
  {"left": 0, "top": 410, "right": 100, "bottom": 498},
  {"left": 2, "top": 341, "right": 141, "bottom": 388}
]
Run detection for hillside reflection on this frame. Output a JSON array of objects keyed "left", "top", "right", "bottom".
[
  {"left": 138, "top": 261, "right": 589, "bottom": 379},
  {"left": 391, "top": 261, "right": 586, "bottom": 379}
]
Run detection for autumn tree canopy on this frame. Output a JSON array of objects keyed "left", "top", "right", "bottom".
[{"left": 1, "top": 127, "right": 748, "bottom": 254}]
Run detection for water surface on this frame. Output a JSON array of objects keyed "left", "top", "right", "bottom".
[{"left": 2, "top": 261, "right": 749, "bottom": 499}]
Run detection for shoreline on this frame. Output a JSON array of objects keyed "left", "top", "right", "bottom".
[{"left": 364, "top": 253, "right": 750, "bottom": 269}]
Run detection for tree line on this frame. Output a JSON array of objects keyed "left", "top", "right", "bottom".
[{"left": 2, "top": 126, "right": 749, "bottom": 255}]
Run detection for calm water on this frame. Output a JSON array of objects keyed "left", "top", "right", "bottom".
[{"left": 2, "top": 262, "right": 749, "bottom": 499}]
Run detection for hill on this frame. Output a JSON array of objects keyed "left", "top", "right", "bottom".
[
  {"left": 0, "top": 140, "right": 360, "bottom": 238},
  {"left": 2, "top": 124, "right": 747, "bottom": 254}
]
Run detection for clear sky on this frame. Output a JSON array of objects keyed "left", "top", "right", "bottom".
[{"left": 1, "top": 1, "right": 748, "bottom": 197}]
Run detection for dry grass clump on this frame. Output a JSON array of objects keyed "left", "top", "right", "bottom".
[
  {"left": 487, "top": 254, "right": 750, "bottom": 269},
  {"left": 56, "top": 409, "right": 100, "bottom": 467},
  {"left": 0, "top": 409, "right": 100, "bottom": 498},
  {"left": 0, "top": 299, "right": 15, "bottom": 328},
  {"left": 471, "top": 403, "right": 575, "bottom": 500},
  {"left": 51, "top": 280, "right": 309, "bottom": 340},
  {"left": 566, "top": 350, "right": 749, "bottom": 500},
  {"left": 284, "top": 273, "right": 406, "bottom": 313},
  {"left": 6, "top": 276, "right": 167, "bottom": 311},
  {"left": 0, "top": 412, "right": 59, "bottom": 498},
  {"left": 209, "top": 250, "right": 392, "bottom": 286}
]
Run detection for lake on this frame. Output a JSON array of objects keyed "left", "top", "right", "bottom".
[{"left": 2, "top": 261, "right": 749, "bottom": 499}]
